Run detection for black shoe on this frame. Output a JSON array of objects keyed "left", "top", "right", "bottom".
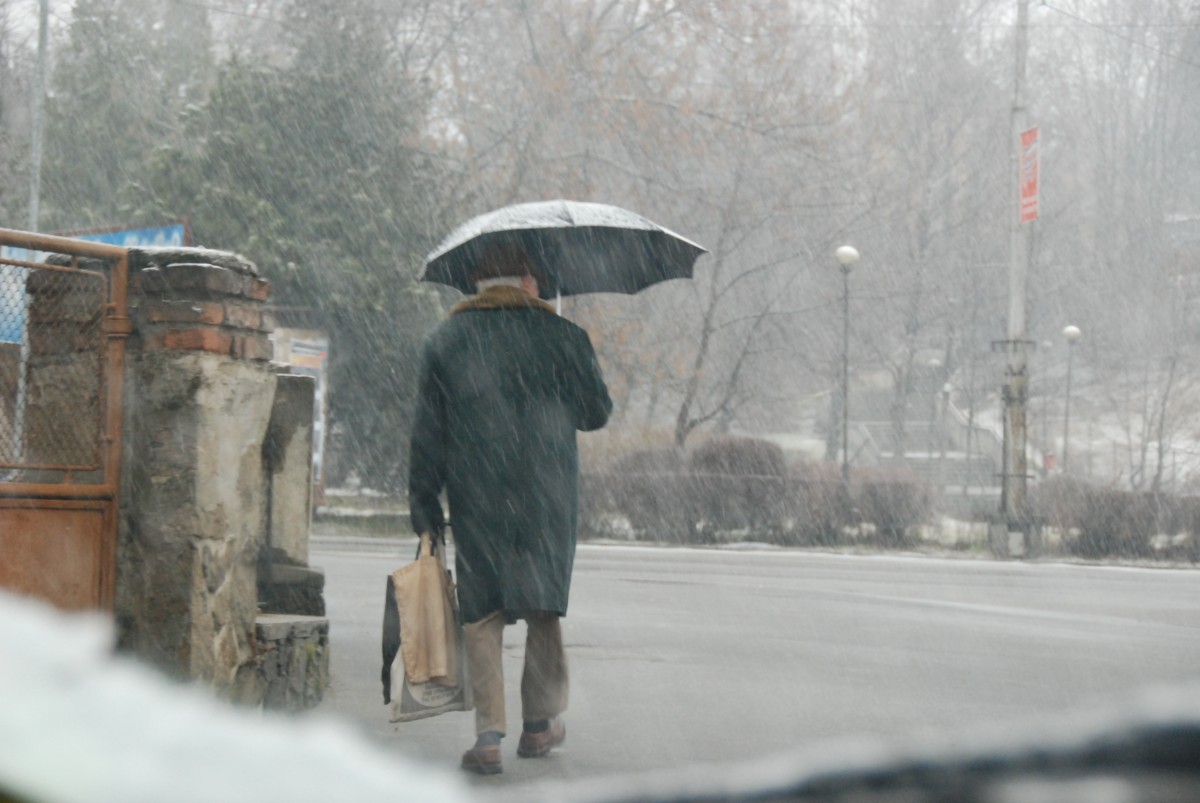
[
  {"left": 461, "top": 743, "right": 503, "bottom": 774},
  {"left": 517, "top": 718, "right": 565, "bottom": 758}
]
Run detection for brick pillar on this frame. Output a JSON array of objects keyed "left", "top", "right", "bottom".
[{"left": 115, "top": 248, "right": 278, "bottom": 696}]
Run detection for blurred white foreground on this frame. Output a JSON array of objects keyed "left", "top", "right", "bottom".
[{"left": 0, "top": 591, "right": 468, "bottom": 803}]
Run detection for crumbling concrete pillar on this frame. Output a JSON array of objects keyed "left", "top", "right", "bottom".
[
  {"left": 260, "top": 371, "right": 325, "bottom": 617},
  {"left": 114, "top": 248, "right": 325, "bottom": 705}
]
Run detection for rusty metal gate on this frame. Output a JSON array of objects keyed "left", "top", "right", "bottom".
[{"left": 0, "top": 228, "right": 129, "bottom": 611}]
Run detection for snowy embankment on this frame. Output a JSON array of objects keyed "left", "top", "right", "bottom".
[{"left": 0, "top": 591, "right": 468, "bottom": 803}]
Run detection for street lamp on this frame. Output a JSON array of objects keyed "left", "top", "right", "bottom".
[
  {"left": 835, "top": 245, "right": 860, "bottom": 485},
  {"left": 1061, "top": 325, "right": 1082, "bottom": 473}
]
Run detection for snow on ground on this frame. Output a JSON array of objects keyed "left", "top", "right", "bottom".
[{"left": 0, "top": 591, "right": 469, "bottom": 803}]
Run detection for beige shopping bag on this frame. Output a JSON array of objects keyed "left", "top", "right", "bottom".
[
  {"left": 381, "top": 532, "right": 472, "bottom": 722},
  {"left": 395, "top": 532, "right": 458, "bottom": 684}
]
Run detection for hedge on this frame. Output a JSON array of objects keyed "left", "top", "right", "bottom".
[{"left": 580, "top": 438, "right": 932, "bottom": 548}]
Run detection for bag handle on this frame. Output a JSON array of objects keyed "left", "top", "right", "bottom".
[{"left": 415, "top": 530, "right": 447, "bottom": 560}]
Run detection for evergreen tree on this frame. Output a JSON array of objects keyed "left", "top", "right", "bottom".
[
  {"left": 0, "top": 0, "right": 30, "bottom": 223},
  {"left": 41, "top": 0, "right": 212, "bottom": 230},
  {"left": 135, "top": 0, "right": 449, "bottom": 491}
]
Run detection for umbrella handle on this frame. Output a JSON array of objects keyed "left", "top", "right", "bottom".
[{"left": 555, "top": 289, "right": 562, "bottom": 315}]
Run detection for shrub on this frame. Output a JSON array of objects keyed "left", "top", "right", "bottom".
[
  {"left": 688, "top": 436, "right": 787, "bottom": 476},
  {"left": 1176, "top": 497, "right": 1200, "bottom": 562},
  {"left": 1031, "top": 481, "right": 1200, "bottom": 560},
  {"left": 687, "top": 437, "right": 787, "bottom": 540},
  {"left": 579, "top": 471, "right": 627, "bottom": 539},
  {"left": 611, "top": 446, "right": 685, "bottom": 475},
  {"left": 1073, "top": 489, "right": 1159, "bottom": 559},
  {"left": 1031, "top": 476, "right": 1091, "bottom": 536},
  {"left": 784, "top": 464, "right": 848, "bottom": 547},
  {"left": 582, "top": 441, "right": 937, "bottom": 551},
  {"left": 854, "top": 468, "right": 933, "bottom": 547},
  {"left": 604, "top": 448, "right": 693, "bottom": 542}
]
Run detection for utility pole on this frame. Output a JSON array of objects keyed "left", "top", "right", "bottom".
[
  {"left": 28, "top": 0, "right": 49, "bottom": 231},
  {"left": 834, "top": 245, "right": 860, "bottom": 487},
  {"left": 996, "top": 0, "right": 1034, "bottom": 557}
]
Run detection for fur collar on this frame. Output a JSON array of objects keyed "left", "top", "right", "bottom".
[{"left": 451, "top": 285, "right": 556, "bottom": 316}]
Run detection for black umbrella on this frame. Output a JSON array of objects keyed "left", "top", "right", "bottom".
[{"left": 422, "top": 200, "right": 706, "bottom": 298}]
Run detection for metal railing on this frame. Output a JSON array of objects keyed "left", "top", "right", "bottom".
[{"left": 0, "top": 228, "right": 129, "bottom": 494}]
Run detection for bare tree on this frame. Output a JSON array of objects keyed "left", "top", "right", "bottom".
[
  {"left": 1027, "top": 0, "right": 1200, "bottom": 488},
  {"left": 423, "top": 0, "right": 856, "bottom": 449},
  {"left": 841, "top": 0, "right": 1010, "bottom": 457}
]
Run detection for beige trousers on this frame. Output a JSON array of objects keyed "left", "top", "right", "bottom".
[{"left": 463, "top": 610, "right": 568, "bottom": 736}]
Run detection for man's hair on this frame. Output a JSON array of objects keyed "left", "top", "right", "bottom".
[
  {"left": 469, "top": 240, "right": 546, "bottom": 285},
  {"left": 475, "top": 276, "right": 525, "bottom": 291}
]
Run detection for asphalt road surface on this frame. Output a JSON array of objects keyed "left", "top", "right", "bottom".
[{"left": 310, "top": 536, "right": 1200, "bottom": 796}]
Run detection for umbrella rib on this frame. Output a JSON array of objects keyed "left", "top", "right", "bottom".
[{"left": 561, "top": 200, "right": 577, "bottom": 227}]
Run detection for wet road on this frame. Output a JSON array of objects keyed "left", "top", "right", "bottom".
[{"left": 309, "top": 536, "right": 1200, "bottom": 797}]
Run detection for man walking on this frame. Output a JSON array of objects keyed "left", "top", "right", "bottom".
[{"left": 408, "top": 241, "right": 612, "bottom": 775}]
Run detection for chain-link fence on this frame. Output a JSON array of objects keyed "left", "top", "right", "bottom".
[{"left": 1, "top": 255, "right": 109, "bottom": 478}]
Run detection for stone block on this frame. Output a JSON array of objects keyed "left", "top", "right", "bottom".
[
  {"left": 142, "top": 301, "right": 226, "bottom": 326},
  {"left": 158, "top": 263, "right": 245, "bottom": 297},
  {"left": 252, "top": 614, "right": 330, "bottom": 711},
  {"left": 245, "top": 277, "right": 271, "bottom": 302},
  {"left": 255, "top": 613, "right": 327, "bottom": 642},
  {"left": 221, "top": 301, "right": 263, "bottom": 331},
  {"left": 259, "top": 564, "right": 325, "bottom": 617},
  {"left": 130, "top": 248, "right": 259, "bottom": 278},
  {"left": 132, "top": 267, "right": 169, "bottom": 295},
  {"left": 232, "top": 333, "right": 273, "bottom": 361},
  {"left": 148, "top": 327, "right": 235, "bottom": 356}
]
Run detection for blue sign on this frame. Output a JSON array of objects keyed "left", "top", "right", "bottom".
[
  {"left": 75, "top": 224, "right": 186, "bottom": 249},
  {"left": 0, "top": 265, "right": 24, "bottom": 343}
]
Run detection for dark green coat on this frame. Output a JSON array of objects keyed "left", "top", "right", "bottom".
[{"left": 408, "top": 286, "right": 612, "bottom": 623}]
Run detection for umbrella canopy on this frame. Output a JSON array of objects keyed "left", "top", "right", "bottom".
[{"left": 422, "top": 200, "right": 707, "bottom": 298}]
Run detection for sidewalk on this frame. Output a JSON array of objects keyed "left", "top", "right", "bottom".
[{"left": 310, "top": 531, "right": 413, "bottom": 552}]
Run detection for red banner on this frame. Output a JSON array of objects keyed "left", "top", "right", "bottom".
[{"left": 1019, "top": 127, "right": 1039, "bottom": 223}]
